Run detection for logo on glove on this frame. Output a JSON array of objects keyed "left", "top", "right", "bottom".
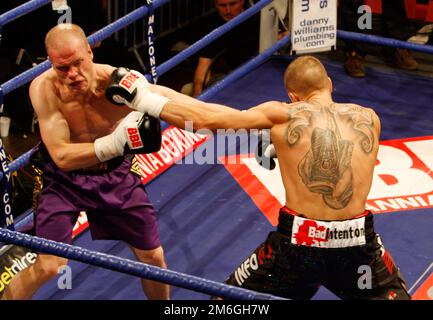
[
  {"left": 119, "top": 71, "right": 140, "bottom": 93},
  {"left": 127, "top": 127, "right": 144, "bottom": 149}
]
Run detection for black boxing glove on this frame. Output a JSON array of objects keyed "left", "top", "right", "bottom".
[
  {"left": 255, "top": 130, "right": 276, "bottom": 170},
  {"left": 105, "top": 67, "right": 169, "bottom": 118},
  {"left": 94, "top": 111, "right": 161, "bottom": 162},
  {"left": 139, "top": 113, "right": 162, "bottom": 153}
]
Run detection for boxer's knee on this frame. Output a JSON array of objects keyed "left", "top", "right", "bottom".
[
  {"left": 132, "top": 246, "right": 166, "bottom": 268},
  {"left": 33, "top": 254, "right": 68, "bottom": 281}
]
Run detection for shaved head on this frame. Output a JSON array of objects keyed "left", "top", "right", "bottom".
[
  {"left": 284, "top": 56, "right": 330, "bottom": 98},
  {"left": 45, "top": 23, "right": 88, "bottom": 56}
]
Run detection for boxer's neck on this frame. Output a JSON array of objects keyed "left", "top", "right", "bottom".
[{"left": 305, "top": 91, "right": 333, "bottom": 107}]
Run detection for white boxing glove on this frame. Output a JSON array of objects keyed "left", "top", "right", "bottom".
[
  {"left": 105, "top": 67, "right": 169, "bottom": 118},
  {"left": 94, "top": 111, "right": 160, "bottom": 162}
]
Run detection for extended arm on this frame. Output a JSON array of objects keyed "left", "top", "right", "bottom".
[
  {"left": 160, "top": 100, "right": 281, "bottom": 131},
  {"left": 105, "top": 68, "right": 289, "bottom": 131}
]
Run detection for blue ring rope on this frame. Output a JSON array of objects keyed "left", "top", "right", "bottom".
[
  {"left": 159, "top": 33, "right": 292, "bottom": 131},
  {"left": 3, "top": 1, "right": 432, "bottom": 96},
  {"left": 0, "top": 147, "right": 36, "bottom": 182},
  {"left": 338, "top": 30, "right": 433, "bottom": 55},
  {"left": 0, "top": 228, "right": 285, "bottom": 300},
  {"left": 200, "top": 34, "right": 291, "bottom": 101},
  {"left": 156, "top": 0, "right": 273, "bottom": 76},
  {"left": 0, "top": 0, "right": 171, "bottom": 95},
  {"left": 0, "top": 0, "right": 51, "bottom": 26}
]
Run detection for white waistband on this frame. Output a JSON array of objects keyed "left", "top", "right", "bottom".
[{"left": 291, "top": 215, "right": 367, "bottom": 248}]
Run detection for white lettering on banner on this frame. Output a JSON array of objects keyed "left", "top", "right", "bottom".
[
  {"left": 0, "top": 251, "right": 38, "bottom": 292},
  {"left": 146, "top": 1, "right": 157, "bottom": 80},
  {"left": 147, "top": 153, "right": 165, "bottom": 170},
  {"left": 232, "top": 137, "right": 433, "bottom": 216},
  {"left": 369, "top": 145, "right": 433, "bottom": 199},
  {"left": 290, "top": 0, "right": 337, "bottom": 54},
  {"left": 366, "top": 194, "right": 433, "bottom": 212},
  {"left": 404, "top": 140, "right": 433, "bottom": 174},
  {"left": 136, "top": 126, "right": 207, "bottom": 182},
  {"left": 3, "top": 184, "right": 13, "bottom": 227},
  {"left": 0, "top": 147, "right": 8, "bottom": 161}
]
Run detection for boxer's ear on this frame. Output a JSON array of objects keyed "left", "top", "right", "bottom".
[
  {"left": 288, "top": 92, "right": 299, "bottom": 103},
  {"left": 87, "top": 44, "right": 94, "bottom": 61},
  {"left": 327, "top": 77, "right": 333, "bottom": 92}
]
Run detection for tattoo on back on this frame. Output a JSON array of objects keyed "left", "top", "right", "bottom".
[{"left": 286, "top": 103, "right": 375, "bottom": 209}]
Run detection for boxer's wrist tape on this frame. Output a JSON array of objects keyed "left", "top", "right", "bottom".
[
  {"left": 94, "top": 134, "right": 120, "bottom": 162},
  {"left": 131, "top": 91, "right": 169, "bottom": 118}
]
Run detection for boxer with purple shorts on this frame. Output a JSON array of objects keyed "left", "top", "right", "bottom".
[{"left": 1, "top": 23, "right": 182, "bottom": 300}]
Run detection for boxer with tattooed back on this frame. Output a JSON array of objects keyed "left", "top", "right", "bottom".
[{"left": 122, "top": 55, "right": 411, "bottom": 300}]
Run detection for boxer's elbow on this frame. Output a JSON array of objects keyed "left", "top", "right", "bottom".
[
  {"left": 51, "top": 150, "right": 78, "bottom": 172},
  {"left": 53, "top": 155, "right": 74, "bottom": 171}
]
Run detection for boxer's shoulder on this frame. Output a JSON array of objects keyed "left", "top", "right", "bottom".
[
  {"left": 95, "top": 63, "right": 117, "bottom": 79},
  {"left": 29, "top": 70, "right": 58, "bottom": 102}
]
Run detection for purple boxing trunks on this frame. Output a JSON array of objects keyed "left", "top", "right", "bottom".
[{"left": 32, "top": 145, "right": 160, "bottom": 250}]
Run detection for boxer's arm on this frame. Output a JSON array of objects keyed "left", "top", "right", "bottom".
[
  {"left": 30, "top": 79, "right": 100, "bottom": 171},
  {"left": 160, "top": 100, "right": 288, "bottom": 132},
  {"left": 104, "top": 67, "right": 288, "bottom": 131},
  {"left": 150, "top": 84, "right": 238, "bottom": 112}
]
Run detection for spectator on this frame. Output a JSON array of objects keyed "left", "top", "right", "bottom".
[
  {"left": 182, "top": 0, "right": 260, "bottom": 96},
  {"left": 340, "top": 0, "right": 418, "bottom": 77}
]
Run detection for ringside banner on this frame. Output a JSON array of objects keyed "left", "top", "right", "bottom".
[
  {"left": 0, "top": 245, "right": 36, "bottom": 294},
  {"left": 290, "top": 0, "right": 337, "bottom": 54}
]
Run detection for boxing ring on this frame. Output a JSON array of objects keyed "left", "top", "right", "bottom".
[{"left": 0, "top": 0, "right": 433, "bottom": 300}]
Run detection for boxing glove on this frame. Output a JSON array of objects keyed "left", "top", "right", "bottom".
[
  {"left": 255, "top": 130, "right": 276, "bottom": 170},
  {"left": 105, "top": 67, "right": 169, "bottom": 118},
  {"left": 94, "top": 111, "right": 162, "bottom": 162}
]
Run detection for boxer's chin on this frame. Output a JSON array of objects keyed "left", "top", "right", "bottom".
[{"left": 69, "top": 80, "right": 87, "bottom": 92}]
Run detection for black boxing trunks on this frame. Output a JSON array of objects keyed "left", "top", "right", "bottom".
[
  {"left": 31, "top": 143, "right": 160, "bottom": 250},
  {"left": 224, "top": 207, "right": 411, "bottom": 300}
]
